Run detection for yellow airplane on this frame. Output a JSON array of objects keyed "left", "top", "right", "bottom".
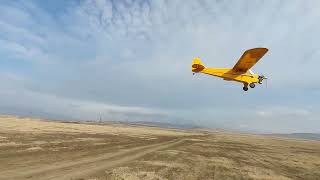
[{"left": 192, "top": 48, "right": 268, "bottom": 91}]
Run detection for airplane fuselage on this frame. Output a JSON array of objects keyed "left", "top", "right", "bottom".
[{"left": 198, "top": 68, "right": 260, "bottom": 86}]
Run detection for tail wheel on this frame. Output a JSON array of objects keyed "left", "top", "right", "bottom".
[
  {"left": 249, "top": 83, "right": 255, "bottom": 88},
  {"left": 243, "top": 86, "right": 248, "bottom": 91}
]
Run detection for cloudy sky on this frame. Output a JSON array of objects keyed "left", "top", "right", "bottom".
[{"left": 0, "top": 0, "right": 319, "bottom": 133}]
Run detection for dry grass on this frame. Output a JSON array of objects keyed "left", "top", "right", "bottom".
[{"left": 0, "top": 116, "right": 319, "bottom": 180}]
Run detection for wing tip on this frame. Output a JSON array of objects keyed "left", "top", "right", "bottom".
[
  {"left": 245, "top": 47, "right": 269, "bottom": 56},
  {"left": 249, "top": 47, "right": 269, "bottom": 52}
]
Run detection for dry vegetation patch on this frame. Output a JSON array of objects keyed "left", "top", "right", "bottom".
[{"left": 0, "top": 116, "right": 320, "bottom": 180}]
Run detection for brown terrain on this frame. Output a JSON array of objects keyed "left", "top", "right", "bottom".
[{"left": 0, "top": 115, "right": 320, "bottom": 180}]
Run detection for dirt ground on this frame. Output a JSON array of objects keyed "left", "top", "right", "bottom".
[{"left": 0, "top": 115, "right": 320, "bottom": 180}]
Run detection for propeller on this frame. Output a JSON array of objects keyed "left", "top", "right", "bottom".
[{"left": 258, "top": 75, "right": 268, "bottom": 88}]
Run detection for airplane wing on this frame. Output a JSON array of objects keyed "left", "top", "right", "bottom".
[{"left": 232, "top": 48, "right": 268, "bottom": 73}]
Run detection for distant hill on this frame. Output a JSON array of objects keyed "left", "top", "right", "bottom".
[
  {"left": 126, "top": 121, "right": 200, "bottom": 129},
  {"left": 266, "top": 133, "right": 320, "bottom": 141},
  {"left": 78, "top": 120, "right": 201, "bottom": 129}
]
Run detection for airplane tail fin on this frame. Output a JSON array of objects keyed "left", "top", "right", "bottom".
[{"left": 192, "top": 57, "right": 205, "bottom": 72}]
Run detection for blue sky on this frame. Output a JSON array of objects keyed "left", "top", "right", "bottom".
[{"left": 0, "top": 0, "right": 319, "bottom": 133}]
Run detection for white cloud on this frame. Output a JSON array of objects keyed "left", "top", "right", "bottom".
[
  {"left": 0, "top": 72, "right": 168, "bottom": 121},
  {"left": 256, "top": 107, "right": 312, "bottom": 118},
  {"left": 0, "top": 0, "right": 319, "bottom": 133}
]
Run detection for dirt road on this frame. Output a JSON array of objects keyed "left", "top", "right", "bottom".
[
  {"left": 1, "top": 116, "right": 320, "bottom": 180},
  {"left": 1, "top": 138, "right": 183, "bottom": 180}
]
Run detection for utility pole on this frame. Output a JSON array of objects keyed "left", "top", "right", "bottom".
[{"left": 99, "top": 113, "right": 102, "bottom": 124}]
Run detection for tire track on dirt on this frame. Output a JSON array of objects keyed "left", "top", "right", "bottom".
[{"left": 3, "top": 138, "right": 184, "bottom": 180}]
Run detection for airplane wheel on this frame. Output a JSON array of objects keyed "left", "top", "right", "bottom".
[
  {"left": 249, "top": 83, "right": 255, "bottom": 88},
  {"left": 243, "top": 86, "right": 248, "bottom": 91}
]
